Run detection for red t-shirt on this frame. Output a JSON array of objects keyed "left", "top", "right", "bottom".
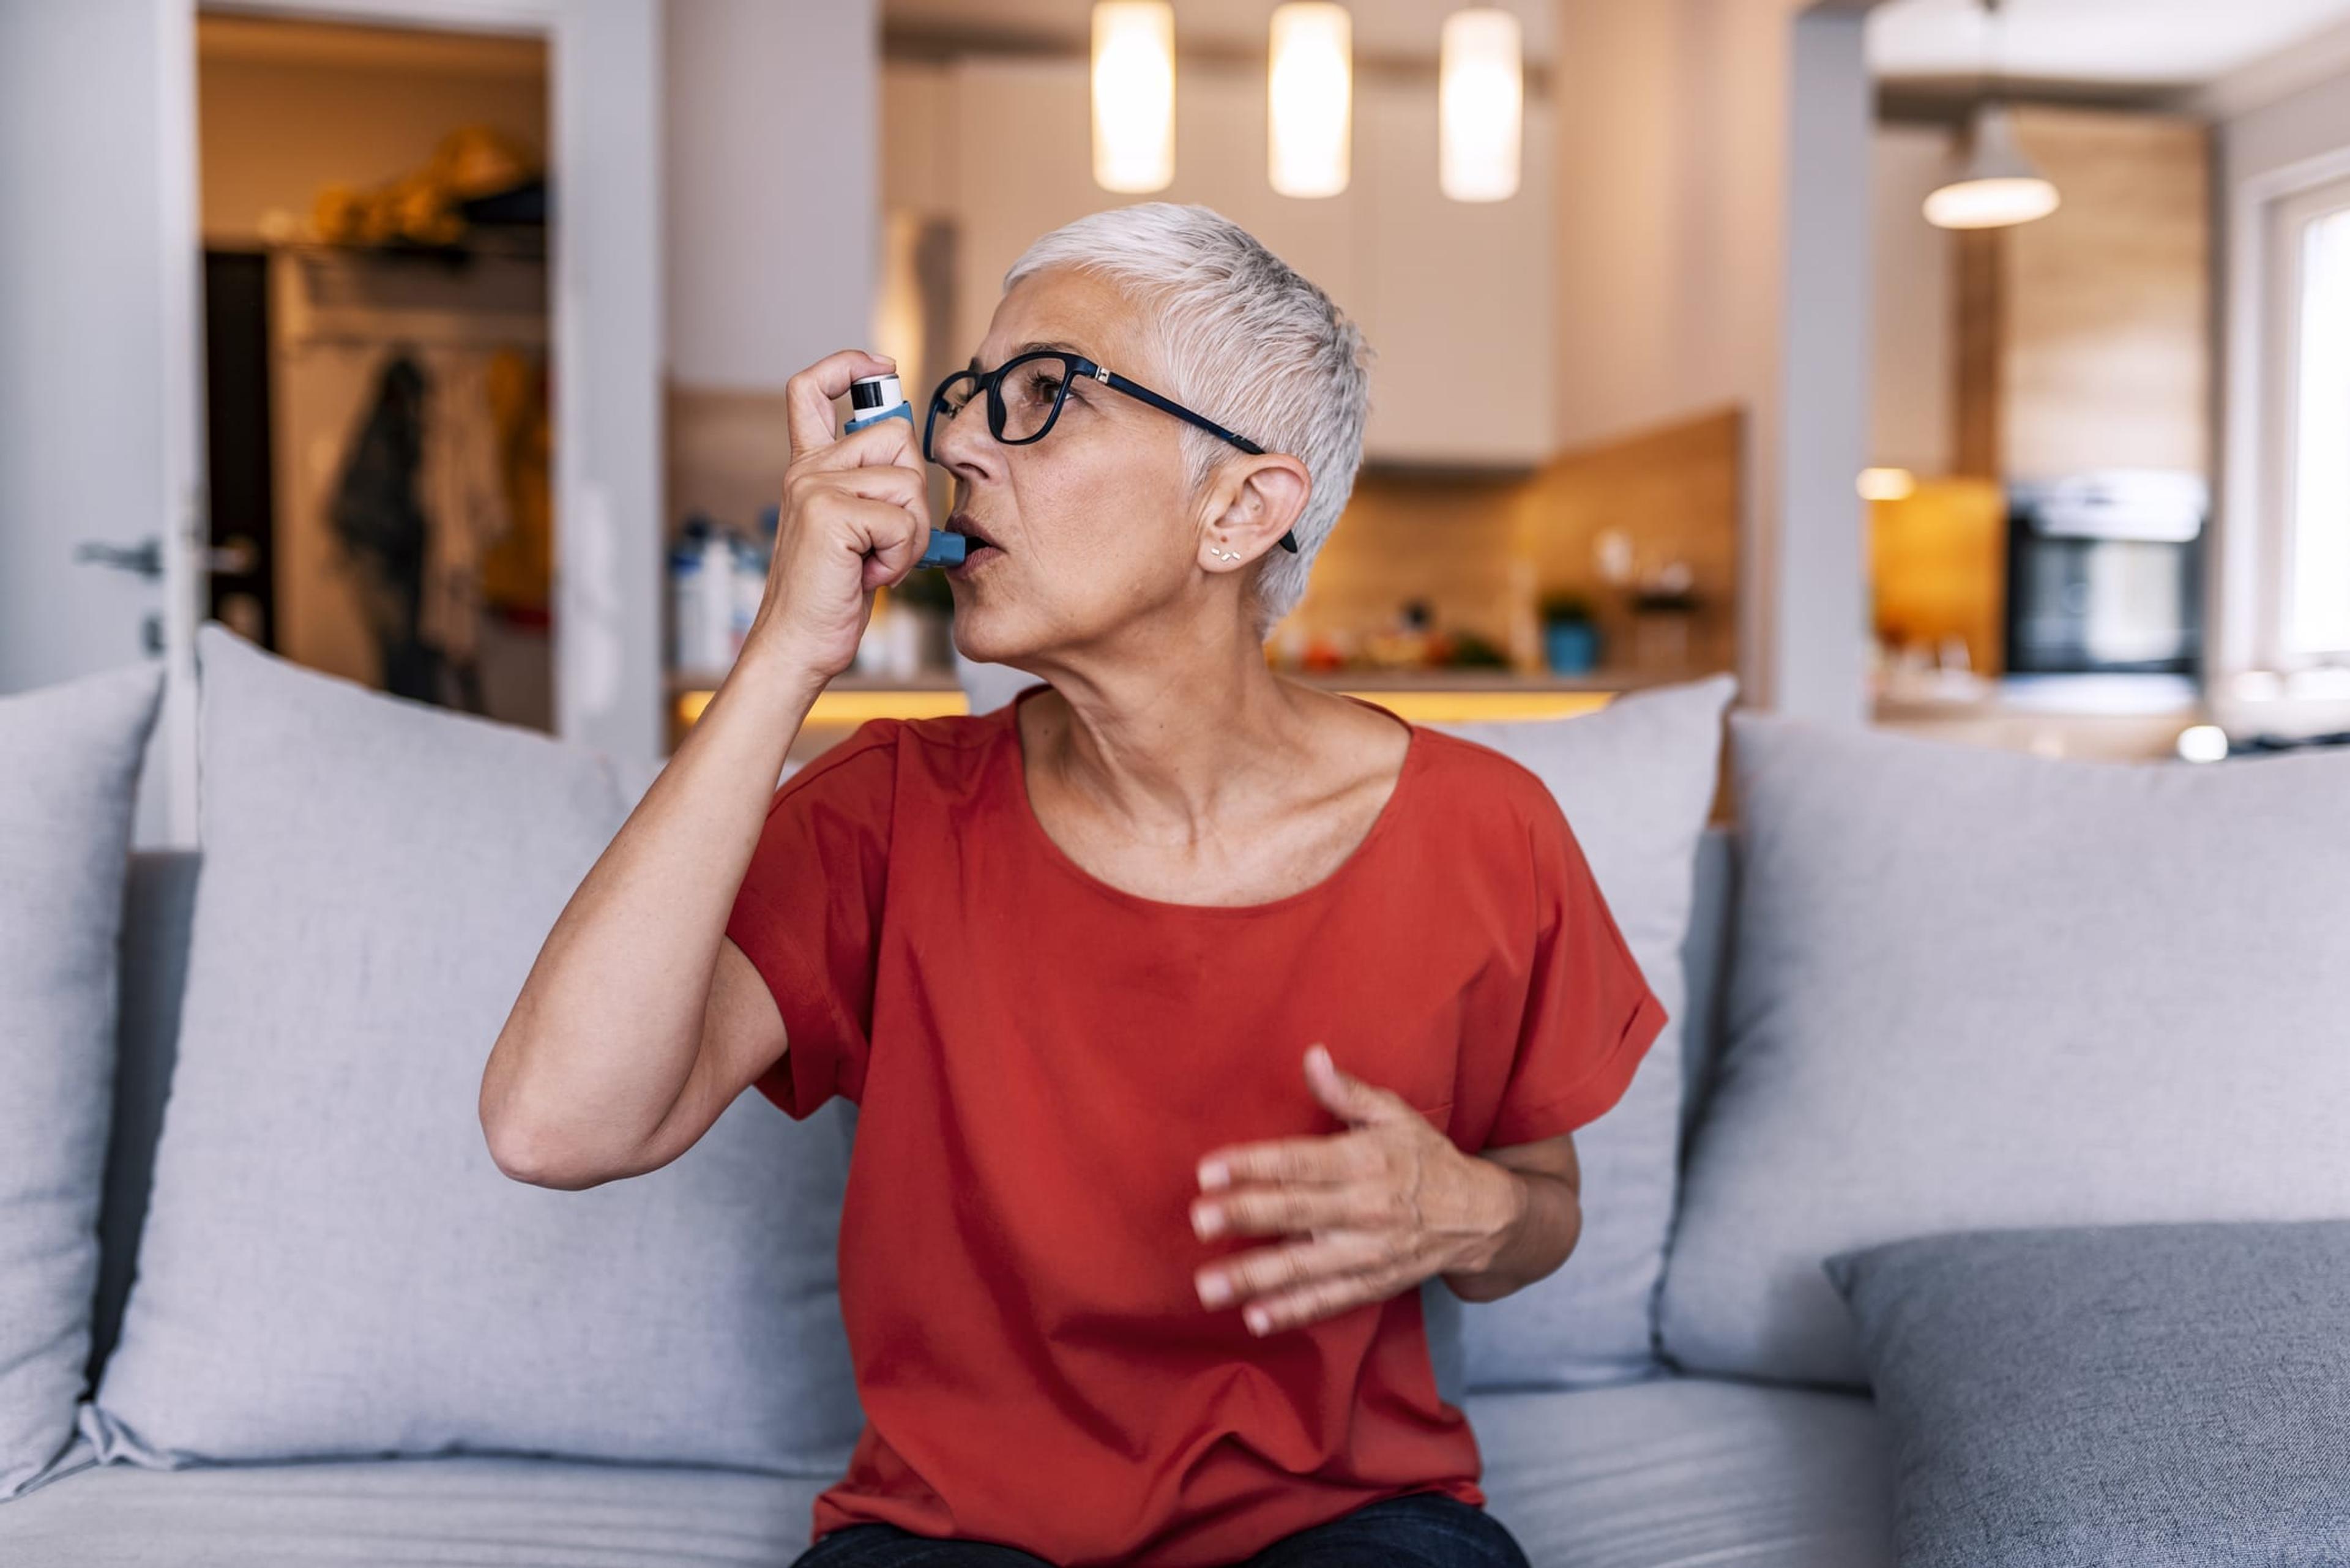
[{"left": 724, "top": 684, "right": 1666, "bottom": 1567}]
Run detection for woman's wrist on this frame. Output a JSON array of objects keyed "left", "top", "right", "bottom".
[
  {"left": 725, "top": 640, "right": 835, "bottom": 719},
  {"left": 1441, "top": 1159, "right": 1566, "bottom": 1302}
]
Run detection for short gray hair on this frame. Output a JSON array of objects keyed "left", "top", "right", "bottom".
[{"left": 1002, "top": 202, "right": 1373, "bottom": 638}]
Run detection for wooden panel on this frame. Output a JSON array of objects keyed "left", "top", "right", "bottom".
[
  {"left": 1285, "top": 406, "right": 1741, "bottom": 679},
  {"left": 1999, "top": 106, "right": 2210, "bottom": 479},
  {"left": 665, "top": 383, "right": 791, "bottom": 541},
  {"left": 1511, "top": 406, "right": 1742, "bottom": 679},
  {"left": 1953, "top": 227, "right": 2002, "bottom": 477},
  {"left": 1283, "top": 468, "right": 1525, "bottom": 653}
]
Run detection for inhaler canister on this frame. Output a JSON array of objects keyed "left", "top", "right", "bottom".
[{"left": 845, "top": 373, "right": 965, "bottom": 569}]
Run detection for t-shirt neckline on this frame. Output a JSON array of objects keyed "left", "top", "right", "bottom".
[{"left": 997, "top": 682, "right": 1425, "bottom": 918}]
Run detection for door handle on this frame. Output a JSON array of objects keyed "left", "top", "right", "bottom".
[
  {"left": 74, "top": 537, "right": 164, "bottom": 580},
  {"left": 73, "top": 536, "right": 258, "bottom": 579}
]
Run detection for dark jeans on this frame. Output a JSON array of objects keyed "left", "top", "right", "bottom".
[{"left": 788, "top": 1490, "right": 1532, "bottom": 1568}]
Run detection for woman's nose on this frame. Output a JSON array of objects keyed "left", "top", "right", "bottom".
[{"left": 929, "top": 398, "right": 998, "bottom": 477}]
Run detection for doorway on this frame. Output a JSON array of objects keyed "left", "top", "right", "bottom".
[{"left": 196, "top": 9, "right": 554, "bottom": 728}]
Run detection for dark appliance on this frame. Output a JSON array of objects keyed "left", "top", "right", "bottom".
[{"left": 2004, "top": 470, "right": 2204, "bottom": 676}]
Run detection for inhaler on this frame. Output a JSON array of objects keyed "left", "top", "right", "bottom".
[{"left": 844, "top": 373, "right": 969, "bottom": 569}]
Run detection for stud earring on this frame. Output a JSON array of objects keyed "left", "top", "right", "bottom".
[{"left": 1210, "top": 547, "right": 1240, "bottom": 561}]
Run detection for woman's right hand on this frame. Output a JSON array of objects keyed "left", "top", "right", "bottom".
[{"left": 745, "top": 348, "right": 934, "bottom": 681}]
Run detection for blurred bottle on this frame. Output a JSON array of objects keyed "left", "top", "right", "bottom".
[
  {"left": 729, "top": 528, "right": 769, "bottom": 662},
  {"left": 668, "top": 514, "right": 739, "bottom": 675}
]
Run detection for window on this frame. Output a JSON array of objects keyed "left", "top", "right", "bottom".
[{"left": 2269, "top": 177, "right": 2350, "bottom": 662}]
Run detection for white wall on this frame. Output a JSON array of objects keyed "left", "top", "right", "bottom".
[
  {"left": 665, "top": 0, "right": 876, "bottom": 391},
  {"left": 1870, "top": 122, "right": 1956, "bottom": 476},
  {"left": 929, "top": 54, "right": 1559, "bottom": 467},
  {"left": 2220, "top": 61, "right": 2350, "bottom": 190},
  {"left": 2213, "top": 57, "right": 2350, "bottom": 696},
  {"left": 1550, "top": 0, "right": 1807, "bottom": 455}
]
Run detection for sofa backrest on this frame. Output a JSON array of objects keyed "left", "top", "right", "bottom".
[{"left": 89, "top": 825, "right": 1742, "bottom": 1387}]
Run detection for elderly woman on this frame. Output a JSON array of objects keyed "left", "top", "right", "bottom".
[{"left": 482, "top": 203, "right": 1664, "bottom": 1568}]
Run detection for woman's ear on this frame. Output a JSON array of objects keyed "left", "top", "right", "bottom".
[{"left": 1198, "top": 455, "right": 1311, "bottom": 571}]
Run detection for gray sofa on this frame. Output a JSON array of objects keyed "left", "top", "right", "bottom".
[
  {"left": 4, "top": 831, "right": 1893, "bottom": 1568},
  {"left": 14, "top": 633, "right": 2346, "bottom": 1565}
]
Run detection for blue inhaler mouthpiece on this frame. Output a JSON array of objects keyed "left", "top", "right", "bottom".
[
  {"left": 917, "top": 531, "right": 968, "bottom": 567},
  {"left": 845, "top": 371, "right": 971, "bottom": 570}
]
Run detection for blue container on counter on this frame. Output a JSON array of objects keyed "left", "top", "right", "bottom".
[{"left": 1543, "top": 619, "right": 1600, "bottom": 674}]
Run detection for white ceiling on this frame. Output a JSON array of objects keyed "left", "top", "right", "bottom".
[
  {"left": 1868, "top": 0, "right": 2350, "bottom": 86},
  {"left": 882, "top": 0, "right": 1557, "bottom": 66}
]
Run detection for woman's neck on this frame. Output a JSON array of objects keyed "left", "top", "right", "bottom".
[{"left": 1020, "top": 629, "right": 1309, "bottom": 837}]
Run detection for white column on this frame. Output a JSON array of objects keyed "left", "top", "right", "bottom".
[
  {"left": 1762, "top": 4, "right": 1876, "bottom": 725},
  {"left": 665, "top": 0, "right": 878, "bottom": 390}
]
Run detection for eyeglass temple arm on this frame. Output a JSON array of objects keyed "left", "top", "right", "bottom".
[{"left": 1096, "top": 369, "right": 1300, "bottom": 554}]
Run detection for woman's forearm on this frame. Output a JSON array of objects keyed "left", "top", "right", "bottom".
[{"left": 479, "top": 648, "right": 826, "bottom": 1184}]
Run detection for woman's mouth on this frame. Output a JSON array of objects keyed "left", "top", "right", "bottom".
[{"left": 946, "top": 518, "right": 1001, "bottom": 572}]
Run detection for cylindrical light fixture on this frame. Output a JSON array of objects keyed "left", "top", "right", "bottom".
[
  {"left": 1092, "top": 2, "right": 1176, "bottom": 193},
  {"left": 1439, "top": 7, "right": 1522, "bottom": 202},
  {"left": 1268, "top": 2, "right": 1351, "bottom": 199},
  {"left": 1924, "top": 102, "right": 2060, "bottom": 230}
]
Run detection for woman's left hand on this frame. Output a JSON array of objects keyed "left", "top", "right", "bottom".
[{"left": 1188, "top": 1043, "right": 1526, "bottom": 1335}]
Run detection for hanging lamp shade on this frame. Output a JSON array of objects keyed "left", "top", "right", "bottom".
[
  {"left": 1091, "top": 2, "right": 1176, "bottom": 193},
  {"left": 1439, "top": 7, "right": 1522, "bottom": 202},
  {"left": 1268, "top": 2, "right": 1351, "bottom": 198},
  {"left": 1925, "top": 102, "right": 2060, "bottom": 230}
]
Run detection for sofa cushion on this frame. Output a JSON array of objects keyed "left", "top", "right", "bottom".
[
  {"left": 83, "top": 627, "right": 862, "bottom": 1476},
  {"left": 0, "top": 663, "right": 165, "bottom": 1499},
  {"left": 4, "top": 1378, "right": 1889, "bottom": 1568},
  {"left": 0, "top": 1436, "right": 829, "bottom": 1566},
  {"left": 1433, "top": 674, "right": 1735, "bottom": 1391},
  {"left": 1469, "top": 1375, "right": 1892, "bottom": 1567},
  {"left": 1661, "top": 715, "right": 2350, "bottom": 1387},
  {"left": 1823, "top": 1222, "right": 2350, "bottom": 1568}
]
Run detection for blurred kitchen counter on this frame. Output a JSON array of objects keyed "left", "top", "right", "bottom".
[
  {"left": 1873, "top": 673, "right": 2206, "bottom": 762},
  {"left": 670, "top": 666, "right": 1709, "bottom": 758}
]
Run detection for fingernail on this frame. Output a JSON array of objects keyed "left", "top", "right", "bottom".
[
  {"left": 1198, "top": 1160, "right": 1228, "bottom": 1190},
  {"left": 1245, "top": 1306, "right": 1270, "bottom": 1335},
  {"left": 1198, "top": 1272, "right": 1231, "bottom": 1306},
  {"left": 1193, "top": 1204, "right": 1223, "bottom": 1239}
]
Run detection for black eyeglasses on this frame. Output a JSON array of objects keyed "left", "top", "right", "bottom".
[{"left": 924, "top": 350, "right": 1300, "bottom": 554}]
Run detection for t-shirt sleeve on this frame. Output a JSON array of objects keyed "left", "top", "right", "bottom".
[
  {"left": 1482, "top": 790, "right": 1670, "bottom": 1149},
  {"left": 722, "top": 721, "right": 899, "bottom": 1119}
]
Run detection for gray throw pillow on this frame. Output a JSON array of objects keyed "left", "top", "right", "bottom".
[
  {"left": 1824, "top": 1222, "right": 2350, "bottom": 1567},
  {"left": 1661, "top": 714, "right": 2350, "bottom": 1388},
  {"left": 0, "top": 663, "right": 164, "bottom": 1499},
  {"left": 1432, "top": 673, "right": 1734, "bottom": 1390},
  {"left": 83, "top": 626, "right": 862, "bottom": 1476}
]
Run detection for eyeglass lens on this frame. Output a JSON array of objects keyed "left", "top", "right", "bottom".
[{"left": 927, "top": 353, "right": 1074, "bottom": 461}]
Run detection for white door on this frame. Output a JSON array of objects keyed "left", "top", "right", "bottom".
[{"left": 0, "top": 0, "right": 204, "bottom": 845}]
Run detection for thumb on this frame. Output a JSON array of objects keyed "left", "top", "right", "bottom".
[{"left": 1304, "top": 1043, "right": 1401, "bottom": 1127}]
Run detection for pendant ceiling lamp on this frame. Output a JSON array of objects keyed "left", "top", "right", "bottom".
[
  {"left": 1092, "top": 2, "right": 1176, "bottom": 193},
  {"left": 1269, "top": 2, "right": 1352, "bottom": 198},
  {"left": 1439, "top": 7, "right": 1523, "bottom": 203},
  {"left": 1925, "top": 0, "right": 2060, "bottom": 231}
]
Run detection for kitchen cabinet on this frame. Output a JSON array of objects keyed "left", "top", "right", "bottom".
[{"left": 928, "top": 55, "right": 1556, "bottom": 468}]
